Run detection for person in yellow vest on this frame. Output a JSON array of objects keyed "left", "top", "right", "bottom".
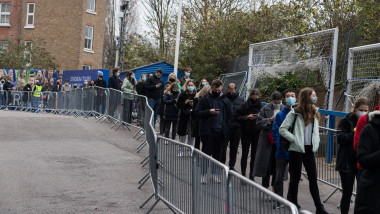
[{"left": 32, "top": 80, "right": 42, "bottom": 109}]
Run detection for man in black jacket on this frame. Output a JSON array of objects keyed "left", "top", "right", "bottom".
[
  {"left": 94, "top": 71, "right": 107, "bottom": 114},
  {"left": 146, "top": 69, "right": 164, "bottom": 127},
  {"left": 195, "top": 80, "right": 233, "bottom": 183},
  {"left": 221, "top": 83, "right": 244, "bottom": 171}
]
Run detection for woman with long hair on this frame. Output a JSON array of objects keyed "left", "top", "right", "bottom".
[
  {"left": 177, "top": 80, "right": 197, "bottom": 153},
  {"left": 336, "top": 97, "right": 369, "bottom": 214},
  {"left": 162, "top": 82, "right": 180, "bottom": 139},
  {"left": 168, "top": 73, "right": 181, "bottom": 91},
  {"left": 192, "top": 84, "right": 211, "bottom": 149},
  {"left": 279, "top": 87, "right": 329, "bottom": 214},
  {"left": 121, "top": 71, "right": 137, "bottom": 124}
]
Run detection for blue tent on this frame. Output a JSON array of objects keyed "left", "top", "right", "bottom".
[{"left": 120, "top": 61, "right": 183, "bottom": 83}]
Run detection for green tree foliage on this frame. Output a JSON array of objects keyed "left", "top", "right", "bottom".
[{"left": 0, "top": 40, "right": 58, "bottom": 70}]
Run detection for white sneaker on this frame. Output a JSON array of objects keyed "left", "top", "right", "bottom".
[
  {"left": 201, "top": 175, "right": 208, "bottom": 184},
  {"left": 211, "top": 175, "right": 221, "bottom": 183}
]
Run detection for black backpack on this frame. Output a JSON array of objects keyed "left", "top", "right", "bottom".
[{"left": 280, "top": 114, "right": 297, "bottom": 151}]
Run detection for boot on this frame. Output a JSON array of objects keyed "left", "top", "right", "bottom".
[{"left": 316, "top": 206, "right": 329, "bottom": 214}]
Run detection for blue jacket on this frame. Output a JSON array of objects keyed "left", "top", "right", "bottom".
[{"left": 272, "top": 106, "right": 291, "bottom": 160}]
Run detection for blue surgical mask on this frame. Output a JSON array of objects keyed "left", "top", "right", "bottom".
[
  {"left": 310, "top": 97, "right": 318, "bottom": 105},
  {"left": 187, "top": 86, "right": 195, "bottom": 91},
  {"left": 142, "top": 77, "right": 146, "bottom": 81},
  {"left": 116, "top": 73, "right": 120, "bottom": 77},
  {"left": 273, "top": 103, "right": 282, "bottom": 109},
  {"left": 202, "top": 82, "right": 207, "bottom": 86},
  {"left": 131, "top": 75, "right": 135, "bottom": 79},
  {"left": 185, "top": 72, "right": 190, "bottom": 77},
  {"left": 286, "top": 97, "right": 296, "bottom": 106}
]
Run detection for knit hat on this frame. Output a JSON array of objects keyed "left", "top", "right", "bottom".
[{"left": 97, "top": 71, "right": 103, "bottom": 76}]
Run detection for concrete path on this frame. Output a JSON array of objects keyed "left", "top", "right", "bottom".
[{"left": 0, "top": 111, "right": 167, "bottom": 214}]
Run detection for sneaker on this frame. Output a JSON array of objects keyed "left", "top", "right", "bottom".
[
  {"left": 211, "top": 175, "right": 221, "bottom": 183},
  {"left": 201, "top": 175, "right": 208, "bottom": 184},
  {"left": 273, "top": 202, "right": 285, "bottom": 209},
  {"left": 177, "top": 151, "right": 184, "bottom": 157}
]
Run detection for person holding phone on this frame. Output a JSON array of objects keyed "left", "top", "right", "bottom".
[
  {"left": 146, "top": 69, "right": 164, "bottom": 127},
  {"left": 235, "top": 89, "right": 263, "bottom": 180}
]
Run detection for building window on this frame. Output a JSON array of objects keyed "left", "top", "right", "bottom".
[
  {"left": 84, "top": 26, "right": 94, "bottom": 51},
  {"left": 0, "top": 40, "right": 9, "bottom": 53},
  {"left": 83, "top": 65, "right": 91, "bottom": 70},
  {"left": 24, "top": 41, "right": 32, "bottom": 63},
  {"left": 26, "top": 3, "right": 35, "bottom": 27},
  {"left": 0, "top": 2, "right": 11, "bottom": 26},
  {"left": 87, "top": 0, "right": 96, "bottom": 12}
]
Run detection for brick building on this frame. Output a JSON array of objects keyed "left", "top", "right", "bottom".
[
  {"left": 0, "top": 0, "right": 22, "bottom": 51},
  {"left": 1, "top": 0, "right": 107, "bottom": 70}
]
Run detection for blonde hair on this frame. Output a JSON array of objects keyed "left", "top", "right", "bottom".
[
  {"left": 182, "top": 79, "right": 195, "bottom": 92},
  {"left": 165, "top": 82, "right": 179, "bottom": 96},
  {"left": 195, "top": 85, "right": 211, "bottom": 98}
]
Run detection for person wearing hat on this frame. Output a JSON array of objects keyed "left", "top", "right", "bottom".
[{"left": 94, "top": 71, "right": 107, "bottom": 114}]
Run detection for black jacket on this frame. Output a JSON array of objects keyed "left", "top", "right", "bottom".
[
  {"left": 108, "top": 75, "right": 121, "bottom": 90},
  {"left": 235, "top": 99, "right": 263, "bottom": 134},
  {"left": 177, "top": 91, "right": 196, "bottom": 136},
  {"left": 136, "top": 81, "right": 147, "bottom": 96},
  {"left": 162, "top": 91, "right": 179, "bottom": 121},
  {"left": 191, "top": 97, "right": 201, "bottom": 137},
  {"left": 52, "top": 83, "right": 62, "bottom": 92},
  {"left": 336, "top": 113, "right": 358, "bottom": 172},
  {"left": 94, "top": 78, "right": 107, "bottom": 88},
  {"left": 195, "top": 92, "right": 233, "bottom": 136},
  {"left": 354, "top": 115, "right": 380, "bottom": 214},
  {"left": 22, "top": 84, "right": 32, "bottom": 101},
  {"left": 146, "top": 75, "right": 164, "bottom": 100},
  {"left": 226, "top": 93, "right": 244, "bottom": 128}
]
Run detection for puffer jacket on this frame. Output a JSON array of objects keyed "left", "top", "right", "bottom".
[{"left": 279, "top": 108, "right": 320, "bottom": 153}]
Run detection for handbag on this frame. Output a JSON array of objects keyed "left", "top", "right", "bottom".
[{"left": 280, "top": 114, "right": 297, "bottom": 151}]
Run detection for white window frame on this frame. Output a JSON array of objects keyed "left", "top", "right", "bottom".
[
  {"left": 0, "top": 40, "right": 9, "bottom": 53},
  {"left": 0, "top": 2, "right": 11, "bottom": 26},
  {"left": 86, "top": 0, "right": 96, "bottom": 14},
  {"left": 82, "top": 65, "right": 91, "bottom": 70},
  {"left": 84, "top": 26, "right": 94, "bottom": 52},
  {"left": 25, "top": 3, "right": 35, "bottom": 28},
  {"left": 24, "top": 41, "right": 32, "bottom": 63}
]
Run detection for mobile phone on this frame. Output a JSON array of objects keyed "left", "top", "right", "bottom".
[
  {"left": 253, "top": 114, "right": 258, "bottom": 116},
  {"left": 215, "top": 109, "right": 220, "bottom": 111},
  {"left": 189, "top": 100, "right": 194, "bottom": 104}
]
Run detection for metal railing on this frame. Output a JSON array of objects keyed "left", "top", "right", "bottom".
[{"left": 0, "top": 87, "right": 305, "bottom": 214}]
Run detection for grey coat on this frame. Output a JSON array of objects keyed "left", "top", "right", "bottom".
[{"left": 253, "top": 103, "right": 283, "bottom": 177}]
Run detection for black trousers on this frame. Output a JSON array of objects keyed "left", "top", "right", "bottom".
[
  {"left": 339, "top": 168, "right": 357, "bottom": 214},
  {"left": 201, "top": 130, "right": 224, "bottom": 174},
  {"left": 288, "top": 145, "right": 323, "bottom": 209},
  {"left": 164, "top": 120, "right": 178, "bottom": 140},
  {"left": 241, "top": 133, "right": 260, "bottom": 177},
  {"left": 220, "top": 128, "right": 241, "bottom": 169},
  {"left": 159, "top": 115, "right": 165, "bottom": 135},
  {"left": 123, "top": 99, "right": 132, "bottom": 124},
  {"left": 262, "top": 145, "right": 277, "bottom": 188},
  {"left": 274, "top": 158, "right": 288, "bottom": 197},
  {"left": 194, "top": 136, "right": 201, "bottom": 150}
]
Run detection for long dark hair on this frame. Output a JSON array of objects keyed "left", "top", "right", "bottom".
[
  {"left": 295, "top": 87, "right": 319, "bottom": 125},
  {"left": 126, "top": 71, "right": 136, "bottom": 87}
]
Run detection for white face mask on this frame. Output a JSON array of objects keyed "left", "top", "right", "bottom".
[{"left": 356, "top": 111, "right": 368, "bottom": 118}]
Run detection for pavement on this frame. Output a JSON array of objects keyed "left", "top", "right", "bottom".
[{"left": 0, "top": 111, "right": 354, "bottom": 214}]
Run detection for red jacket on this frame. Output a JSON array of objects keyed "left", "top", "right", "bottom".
[{"left": 354, "top": 108, "right": 380, "bottom": 170}]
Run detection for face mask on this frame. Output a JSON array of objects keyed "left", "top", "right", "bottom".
[
  {"left": 99, "top": 76, "right": 103, "bottom": 79},
  {"left": 310, "top": 97, "right": 318, "bottom": 105},
  {"left": 187, "top": 86, "right": 195, "bottom": 91},
  {"left": 156, "top": 74, "right": 161, "bottom": 78},
  {"left": 84, "top": 81, "right": 88, "bottom": 85},
  {"left": 169, "top": 78, "right": 175, "bottom": 83},
  {"left": 202, "top": 82, "right": 207, "bottom": 86},
  {"left": 356, "top": 111, "right": 368, "bottom": 118},
  {"left": 142, "top": 77, "right": 147, "bottom": 81},
  {"left": 172, "top": 90, "right": 179, "bottom": 94},
  {"left": 73, "top": 86, "right": 77, "bottom": 89},
  {"left": 131, "top": 76, "right": 135, "bottom": 79},
  {"left": 273, "top": 103, "right": 282, "bottom": 109},
  {"left": 212, "top": 90, "right": 220, "bottom": 97},
  {"left": 185, "top": 72, "right": 190, "bottom": 77},
  {"left": 90, "top": 82, "right": 94, "bottom": 86},
  {"left": 1, "top": 81, "right": 4, "bottom": 84},
  {"left": 286, "top": 97, "right": 296, "bottom": 106}
]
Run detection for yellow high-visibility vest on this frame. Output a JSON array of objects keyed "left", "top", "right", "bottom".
[{"left": 33, "top": 85, "right": 42, "bottom": 97}]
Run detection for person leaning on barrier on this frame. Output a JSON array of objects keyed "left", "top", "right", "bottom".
[
  {"left": 136, "top": 74, "right": 148, "bottom": 127},
  {"left": 94, "top": 71, "right": 107, "bottom": 114},
  {"left": 162, "top": 82, "right": 180, "bottom": 140},
  {"left": 158, "top": 82, "right": 171, "bottom": 135},
  {"left": 221, "top": 83, "right": 244, "bottom": 171},
  {"left": 22, "top": 80, "right": 32, "bottom": 107},
  {"left": 121, "top": 71, "right": 137, "bottom": 124},
  {"left": 146, "top": 69, "right": 164, "bottom": 127},
  {"left": 354, "top": 111, "right": 380, "bottom": 214},
  {"left": 195, "top": 79, "right": 233, "bottom": 183},
  {"left": 108, "top": 68, "right": 121, "bottom": 90},
  {"left": 279, "top": 87, "right": 329, "bottom": 214},
  {"left": 336, "top": 97, "right": 369, "bottom": 214},
  {"left": 61, "top": 79, "right": 71, "bottom": 92},
  {"left": 3, "top": 77, "right": 14, "bottom": 105},
  {"left": 0, "top": 77, "right": 5, "bottom": 106},
  {"left": 235, "top": 89, "right": 263, "bottom": 180},
  {"left": 272, "top": 89, "right": 297, "bottom": 208},
  {"left": 253, "top": 91, "right": 283, "bottom": 188},
  {"left": 81, "top": 79, "right": 89, "bottom": 88},
  {"left": 191, "top": 84, "right": 211, "bottom": 150},
  {"left": 53, "top": 77, "right": 62, "bottom": 92}
]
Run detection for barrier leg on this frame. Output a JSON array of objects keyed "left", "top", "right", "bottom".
[
  {"left": 140, "top": 155, "right": 149, "bottom": 165},
  {"left": 140, "top": 193, "right": 154, "bottom": 208},
  {"left": 110, "top": 121, "right": 119, "bottom": 129},
  {"left": 142, "top": 159, "right": 149, "bottom": 168},
  {"left": 137, "top": 141, "right": 148, "bottom": 153},
  {"left": 323, "top": 187, "right": 339, "bottom": 203},
  {"left": 137, "top": 140, "right": 147, "bottom": 150},
  {"left": 145, "top": 198, "right": 160, "bottom": 214},
  {"left": 138, "top": 176, "right": 150, "bottom": 189},
  {"left": 137, "top": 132, "right": 145, "bottom": 140},
  {"left": 133, "top": 129, "right": 143, "bottom": 138},
  {"left": 138, "top": 172, "right": 150, "bottom": 184}
]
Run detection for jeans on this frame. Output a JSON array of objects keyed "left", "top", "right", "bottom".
[
  {"left": 288, "top": 145, "right": 323, "bottom": 210},
  {"left": 201, "top": 130, "right": 224, "bottom": 175},
  {"left": 32, "top": 97, "right": 40, "bottom": 109},
  {"left": 274, "top": 158, "right": 289, "bottom": 197},
  {"left": 148, "top": 99, "right": 161, "bottom": 128},
  {"left": 164, "top": 120, "right": 178, "bottom": 140},
  {"left": 339, "top": 168, "right": 357, "bottom": 214},
  {"left": 221, "top": 128, "right": 241, "bottom": 169},
  {"left": 241, "top": 133, "right": 260, "bottom": 177}
]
